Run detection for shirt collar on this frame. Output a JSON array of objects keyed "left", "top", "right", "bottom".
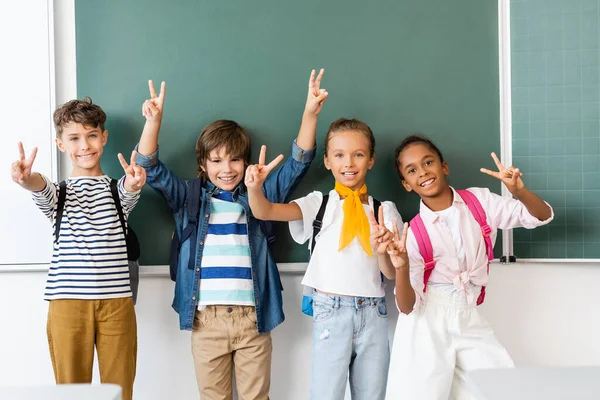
[
  {"left": 202, "top": 179, "right": 246, "bottom": 197},
  {"left": 418, "top": 186, "right": 463, "bottom": 224}
]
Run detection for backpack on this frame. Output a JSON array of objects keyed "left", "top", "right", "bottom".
[
  {"left": 409, "top": 189, "right": 494, "bottom": 306},
  {"left": 55, "top": 179, "right": 141, "bottom": 304},
  {"left": 301, "top": 195, "right": 382, "bottom": 316},
  {"left": 169, "top": 178, "right": 202, "bottom": 282}
]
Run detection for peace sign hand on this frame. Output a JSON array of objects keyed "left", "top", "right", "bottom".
[
  {"left": 11, "top": 142, "right": 38, "bottom": 185},
  {"left": 119, "top": 150, "right": 147, "bottom": 192},
  {"left": 304, "top": 69, "right": 328, "bottom": 116},
  {"left": 244, "top": 145, "right": 284, "bottom": 189},
  {"left": 368, "top": 206, "right": 394, "bottom": 255},
  {"left": 387, "top": 221, "right": 409, "bottom": 270},
  {"left": 142, "top": 80, "right": 166, "bottom": 122},
  {"left": 480, "top": 152, "right": 525, "bottom": 194}
]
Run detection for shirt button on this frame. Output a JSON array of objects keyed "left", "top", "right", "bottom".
[
  {"left": 199, "top": 241, "right": 204, "bottom": 245},
  {"left": 192, "top": 296, "right": 196, "bottom": 300},
  {"left": 205, "top": 213, "right": 209, "bottom": 218},
  {"left": 226, "top": 307, "right": 233, "bottom": 313},
  {"left": 196, "top": 268, "right": 200, "bottom": 272}
]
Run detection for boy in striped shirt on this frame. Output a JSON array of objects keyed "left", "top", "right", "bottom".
[
  {"left": 135, "top": 70, "right": 327, "bottom": 399},
  {"left": 10, "top": 98, "right": 146, "bottom": 400}
]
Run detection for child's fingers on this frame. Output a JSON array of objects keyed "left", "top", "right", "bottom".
[
  {"left": 158, "top": 81, "right": 166, "bottom": 102},
  {"left": 511, "top": 168, "right": 521, "bottom": 185},
  {"left": 18, "top": 142, "right": 25, "bottom": 161},
  {"left": 130, "top": 150, "right": 138, "bottom": 167},
  {"left": 378, "top": 205, "right": 385, "bottom": 228},
  {"left": 400, "top": 222, "right": 409, "bottom": 248},
  {"left": 314, "top": 68, "right": 325, "bottom": 92},
  {"left": 308, "top": 69, "right": 316, "bottom": 89},
  {"left": 491, "top": 152, "right": 504, "bottom": 171},
  {"left": 258, "top": 145, "right": 267, "bottom": 166},
  {"left": 148, "top": 80, "right": 157, "bottom": 99},
  {"left": 315, "top": 89, "right": 328, "bottom": 103},
  {"left": 147, "top": 101, "right": 159, "bottom": 115},
  {"left": 26, "top": 146, "right": 38, "bottom": 164},
  {"left": 265, "top": 154, "right": 284, "bottom": 172},
  {"left": 480, "top": 168, "right": 499, "bottom": 179},
  {"left": 117, "top": 153, "right": 129, "bottom": 171},
  {"left": 367, "top": 210, "right": 378, "bottom": 227}
]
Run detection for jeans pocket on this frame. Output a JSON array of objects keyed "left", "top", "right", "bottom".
[
  {"left": 375, "top": 300, "right": 388, "bottom": 318},
  {"left": 313, "top": 302, "right": 334, "bottom": 323}
]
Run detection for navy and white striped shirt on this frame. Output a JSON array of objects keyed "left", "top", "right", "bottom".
[{"left": 32, "top": 174, "right": 140, "bottom": 300}]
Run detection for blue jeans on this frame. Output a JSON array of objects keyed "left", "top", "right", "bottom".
[{"left": 310, "top": 291, "right": 390, "bottom": 400}]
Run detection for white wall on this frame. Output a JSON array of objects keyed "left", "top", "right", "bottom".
[{"left": 1, "top": 1, "right": 600, "bottom": 399}]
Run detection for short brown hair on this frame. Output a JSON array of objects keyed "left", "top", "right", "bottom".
[
  {"left": 195, "top": 120, "right": 251, "bottom": 177},
  {"left": 53, "top": 97, "right": 106, "bottom": 136},
  {"left": 324, "top": 118, "right": 375, "bottom": 157}
]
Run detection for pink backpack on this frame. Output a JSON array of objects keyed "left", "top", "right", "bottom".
[{"left": 410, "top": 190, "right": 494, "bottom": 305}]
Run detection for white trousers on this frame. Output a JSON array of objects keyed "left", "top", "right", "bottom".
[{"left": 385, "top": 286, "right": 514, "bottom": 400}]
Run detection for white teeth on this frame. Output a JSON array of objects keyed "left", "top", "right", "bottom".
[
  {"left": 77, "top": 154, "right": 93, "bottom": 159},
  {"left": 220, "top": 177, "right": 235, "bottom": 182},
  {"left": 421, "top": 178, "right": 435, "bottom": 187},
  {"left": 342, "top": 172, "right": 357, "bottom": 176}
]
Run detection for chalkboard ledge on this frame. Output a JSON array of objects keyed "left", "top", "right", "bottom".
[{"left": 0, "top": 263, "right": 310, "bottom": 274}]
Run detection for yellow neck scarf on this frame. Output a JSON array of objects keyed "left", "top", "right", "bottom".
[{"left": 335, "top": 181, "right": 372, "bottom": 256}]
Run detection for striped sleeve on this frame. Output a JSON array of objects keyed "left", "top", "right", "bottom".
[
  {"left": 117, "top": 176, "right": 141, "bottom": 217},
  {"left": 31, "top": 173, "right": 58, "bottom": 221}
]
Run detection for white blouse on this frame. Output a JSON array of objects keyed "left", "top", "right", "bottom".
[{"left": 289, "top": 190, "right": 403, "bottom": 298}]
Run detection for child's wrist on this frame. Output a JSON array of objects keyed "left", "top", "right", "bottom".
[{"left": 302, "top": 110, "right": 318, "bottom": 119}]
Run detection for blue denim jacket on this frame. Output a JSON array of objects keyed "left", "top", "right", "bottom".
[{"left": 136, "top": 141, "right": 315, "bottom": 333}]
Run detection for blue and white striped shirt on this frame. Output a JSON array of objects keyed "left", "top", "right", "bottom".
[
  {"left": 198, "top": 191, "right": 254, "bottom": 307},
  {"left": 32, "top": 174, "right": 140, "bottom": 300}
]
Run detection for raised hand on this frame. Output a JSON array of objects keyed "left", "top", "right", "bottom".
[
  {"left": 480, "top": 152, "right": 525, "bottom": 194},
  {"left": 142, "top": 80, "right": 166, "bottom": 122},
  {"left": 368, "top": 206, "right": 394, "bottom": 255},
  {"left": 387, "top": 221, "right": 409, "bottom": 270},
  {"left": 119, "top": 150, "right": 147, "bottom": 192},
  {"left": 244, "top": 145, "right": 284, "bottom": 189},
  {"left": 304, "top": 69, "right": 328, "bottom": 116},
  {"left": 11, "top": 142, "right": 38, "bottom": 185}
]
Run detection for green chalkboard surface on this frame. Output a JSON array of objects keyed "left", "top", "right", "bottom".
[{"left": 76, "top": 0, "right": 500, "bottom": 265}]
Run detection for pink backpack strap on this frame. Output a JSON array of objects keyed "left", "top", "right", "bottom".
[
  {"left": 456, "top": 189, "right": 493, "bottom": 305},
  {"left": 409, "top": 214, "right": 436, "bottom": 293}
]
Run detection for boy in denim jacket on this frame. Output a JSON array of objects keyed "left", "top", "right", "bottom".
[{"left": 135, "top": 70, "right": 327, "bottom": 398}]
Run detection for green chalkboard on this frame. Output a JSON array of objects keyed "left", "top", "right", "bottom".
[{"left": 76, "top": 0, "right": 501, "bottom": 265}]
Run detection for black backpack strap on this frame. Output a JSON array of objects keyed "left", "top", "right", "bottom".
[
  {"left": 110, "top": 179, "right": 127, "bottom": 235},
  {"left": 54, "top": 181, "right": 67, "bottom": 243},
  {"left": 310, "top": 194, "right": 329, "bottom": 255},
  {"left": 181, "top": 178, "right": 202, "bottom": 270},
  {"left": 373, "top": 198, "right": 382, "bottom": 223}
]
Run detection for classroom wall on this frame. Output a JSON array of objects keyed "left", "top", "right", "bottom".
[{"left": 1, "top": 1, "right": 600, "bottom": 399}]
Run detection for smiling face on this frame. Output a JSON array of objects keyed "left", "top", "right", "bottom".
[
  {"left": 324, "top": 129, "right": 375, "bottom": 191},
  {"left": 56, "top": 122, "right": 107, "bottom": 176},
  {"left": 201, "top": 146, "right": 246, "bottom": 191},
  {"left": 397, "top": 142, "right": 450, "bottom": 199}
]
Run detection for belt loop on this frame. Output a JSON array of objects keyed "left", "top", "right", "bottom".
[{"left": 334, "top": 296, "right": 340, "bottom": 310}]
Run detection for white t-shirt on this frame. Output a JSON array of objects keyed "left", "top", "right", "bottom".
[{"left": 289, "top": 190, "right": 403, "bottom": 297}]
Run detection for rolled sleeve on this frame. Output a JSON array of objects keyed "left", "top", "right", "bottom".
[
  {"left": 134, "top": 144, "right": 159, "bottom": 168},
  {"left": 291, "top": 139, "right": 316, "bottom": 164}
]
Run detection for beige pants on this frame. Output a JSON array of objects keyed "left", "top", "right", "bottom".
[
  {"left": 46, "top": 298, "right": 137, "bottom": 400},
  {"left": 191, "top": 305, "right": 272, "bottom": 400}
]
